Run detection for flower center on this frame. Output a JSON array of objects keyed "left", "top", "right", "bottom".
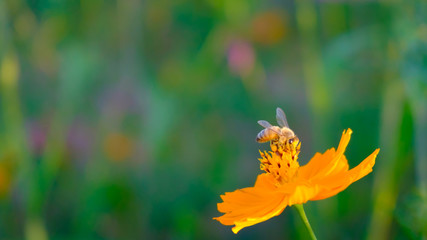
[{"left": 258, "top": 138, "right": 301, "bottom": 185}]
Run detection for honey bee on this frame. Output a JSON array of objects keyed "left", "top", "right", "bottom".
[{"left": 256, "top": 108, "right": 298, "bottom": 145}]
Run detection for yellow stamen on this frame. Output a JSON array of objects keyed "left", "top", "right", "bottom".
[{"left": 259, "top": 140, "right": 301, "bottom": 184}]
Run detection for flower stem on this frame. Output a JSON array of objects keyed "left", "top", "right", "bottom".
[{"left": 294, "top": 204, "right": 317, "bottom": 240}]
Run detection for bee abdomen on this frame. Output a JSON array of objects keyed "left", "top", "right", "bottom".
[
  {"left": 256, "top": 128, "right": 278, "bottom": 143},
  {"left": 256, "top": 130, "right": 268, "bottom": 143}
]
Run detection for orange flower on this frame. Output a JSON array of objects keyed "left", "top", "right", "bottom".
[{"left": 214, "top": 129, "right": 379, "bottom": 233}]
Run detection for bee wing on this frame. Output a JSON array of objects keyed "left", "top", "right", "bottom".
[
  {"left": 276, "top": 107, "right": 290, "bottom": 128},
  {"left": 257, "top": 120, "right": 272, "bottom": 128}
]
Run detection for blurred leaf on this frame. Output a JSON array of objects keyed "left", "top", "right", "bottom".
[{"left": 395, "top": 191, "right": 427, "bottom": 239}]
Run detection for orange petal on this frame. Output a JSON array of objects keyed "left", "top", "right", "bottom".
[
  {"left": 299, "top": 129, "right": 352, "bottom": 180},
  {"left": 214, "top": 174, "right": 288, "bottom": 233},
  {"left": 310, "top": 148, "right": 379, "bottom": 201},
  {"left": 284, "top": 181, "right": 320, "bottom": 206}
]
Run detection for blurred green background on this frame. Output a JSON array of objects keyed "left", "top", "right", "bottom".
[{"left": 0, "top": 0, "right": 426, "bottom": 239}]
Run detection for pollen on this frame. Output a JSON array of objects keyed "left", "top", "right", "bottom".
[{"left": 259, "top": 140, "right": 301, "bottom": 185}]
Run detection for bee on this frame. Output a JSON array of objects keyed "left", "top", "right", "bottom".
[{"left": 256, "top": 108, "right": 298, "bottom": 145}]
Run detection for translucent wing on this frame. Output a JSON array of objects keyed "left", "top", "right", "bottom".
[
  {"left": 257, "top": 120, "right": 272, "bottom": 128},
  {"left": 276, "top": 107, "right": 289, "bottom": 128}
]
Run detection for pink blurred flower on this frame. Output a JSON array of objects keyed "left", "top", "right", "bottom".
[
  {"left": 67, "top": 119, "right": 94, "bottom": 162},
  {"left": 227, "top": 40, "right": 255, "bottom": 77},
  {"left": 27, "top": 120, "right": 47, "bottom": 155}
]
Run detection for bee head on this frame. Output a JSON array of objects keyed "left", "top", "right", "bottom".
[{"left": 287, "top": 136, "right": 300, "bottom": 148}]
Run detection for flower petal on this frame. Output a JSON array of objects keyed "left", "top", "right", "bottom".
[
  {"left": 214, "top": 174, "right": 288, "bottom": 233},
  {"left": 310, "top": 148, "right": 379, "bottom": 201},
  {"left": 285, "top": 182, "right": 320, "bottom": 206},
  {"left": 298, "top": 129, "right": 352, "bottom": 180}
]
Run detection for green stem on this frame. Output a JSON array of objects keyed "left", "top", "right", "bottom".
[{"left": 294, "top": 204, "right": 317, "bottom": 240}]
